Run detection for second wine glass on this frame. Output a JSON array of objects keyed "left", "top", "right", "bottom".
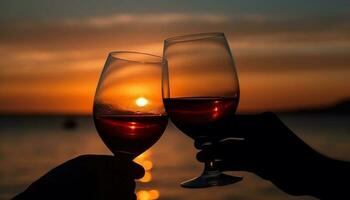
[{"left": 162, "top": 33, "right": 242, "bottom": 188}]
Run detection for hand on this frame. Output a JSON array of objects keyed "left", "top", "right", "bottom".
[
  {"left": 14, "top": 154, "right": 145, "bottom": 200},
  {"left": 195, "top": 112, "right": 349, "bottom": 199}
]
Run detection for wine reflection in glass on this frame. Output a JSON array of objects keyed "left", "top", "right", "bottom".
[
  {"left": 162, "top": 33, "right": 242, "bottom": 188},
  {"left": 93, "top": 51, "right": 168, "bottom": 161}
]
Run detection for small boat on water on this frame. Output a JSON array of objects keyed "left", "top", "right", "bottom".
[{"left": 63, "top": 118, "right": 78, "bottom": 130}]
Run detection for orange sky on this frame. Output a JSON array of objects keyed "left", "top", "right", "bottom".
[{"left": 0, "top": 2, "right": 349, "bottom": 114}]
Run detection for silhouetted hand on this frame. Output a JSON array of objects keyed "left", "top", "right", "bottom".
[
  {"left": 195, "top": 112, "right": 350, "bottom": 199},
  {"left": 13, "top": 154, "right": 145, "bottom": 200}
]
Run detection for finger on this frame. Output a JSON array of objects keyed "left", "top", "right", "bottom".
[
  {"left": 194, "top": 136, "right": 213, "bottom": 149},
  {"left": 214, "top": 114, "right": 264, "bottom": 139},
  {"left": 196, "top": 149, "right": 215, "bottom": 162},
  {"left": 99, "top": 178, "right": 136, "bottom": 200},
  {"left": 217, "top": 137, "right": 246, "bottom": 151},
  {"left": 106, "top": 156, "right": 145, "bottom": 179},
  {"left": 196, "top": 151, "right": 248, "bottom": 172},
  {"left": 131, "top": 192, "right": 137, "bottom": 200},
  {"left": 194, "top": 136, "right": 244, "bottom": 149},
  {"left": 69, "top": 154, "right": 112, "bottom": 173},
  {"left": 196, "top": 139, "right": 246, "bottom": 162},
  {"left": 99, "top": 162, "right": 137, "bottom": 196},
  {"left": 130, "top": 162, "right": 145, "bottom": 179}
]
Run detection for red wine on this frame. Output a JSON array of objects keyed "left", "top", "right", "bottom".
[
  {"left": 94, "top": 115, "right": 168, "bottom": 158},
  {"left": 163, "top": 97, "right": 238, "bottom": 139}
]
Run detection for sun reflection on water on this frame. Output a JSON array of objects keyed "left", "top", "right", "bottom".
[
  {"left": 140, "top": 171, "right": 152, "bottom": 183},
  {"left": 135, "top": 150, "right": 159, "bottom": 200},
  {"left": 137, "top": 190, "right": 160, "bottom": 200}
]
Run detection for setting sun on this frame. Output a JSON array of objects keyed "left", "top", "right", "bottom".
[{"left": 136, "top": 97, "right": 149, "bottom": 107}]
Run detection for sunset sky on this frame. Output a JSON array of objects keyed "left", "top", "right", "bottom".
[{"left": 0, "top": 0, "right": 349, "bottom": 114}]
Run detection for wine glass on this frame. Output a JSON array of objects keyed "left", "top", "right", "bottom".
[
  {"left": 93, "top": 51, "right": 168, "bottom": 160},
  {"left": 162, "top": 33, "right": 242, "bottom": 188}
]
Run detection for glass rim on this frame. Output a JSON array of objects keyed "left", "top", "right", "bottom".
[
  {"left": 164, "top": 32, "right": 225, "bottom": 44},
  {"left": 108, "top": 51, "right": 164, "bottom": 64}
]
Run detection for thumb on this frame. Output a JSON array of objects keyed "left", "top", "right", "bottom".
[
  {"left": 102, "top": 155, "right": 145, "bottom": 179},
  {"left": 130, "top": 162, "right": 145, "bottom": 179},
  {"left": 196, "top": 138, "right": 245, "bottom": 162}
]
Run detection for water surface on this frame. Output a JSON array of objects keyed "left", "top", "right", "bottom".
[{"left": 0, "top": 114, "right": 349, "bottom": 200}]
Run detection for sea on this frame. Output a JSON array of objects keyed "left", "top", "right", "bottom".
[{"left": 0, "top": 114, "right": 349, "bottom": 200}]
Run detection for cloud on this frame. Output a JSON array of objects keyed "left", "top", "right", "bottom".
[
  {"left": 0, "top": 11, "right": 350, "bottom": 113},
  {"left": 63, "top": 13, "right": 231, "bottom": 27}
]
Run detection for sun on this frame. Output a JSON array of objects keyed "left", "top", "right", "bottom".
[{"left": 135, "top": 97, "right": 149, "bottom": 107}]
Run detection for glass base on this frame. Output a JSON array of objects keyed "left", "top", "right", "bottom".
[{"left": 180, "top": 170, "right": 243, "bottom": 188}]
